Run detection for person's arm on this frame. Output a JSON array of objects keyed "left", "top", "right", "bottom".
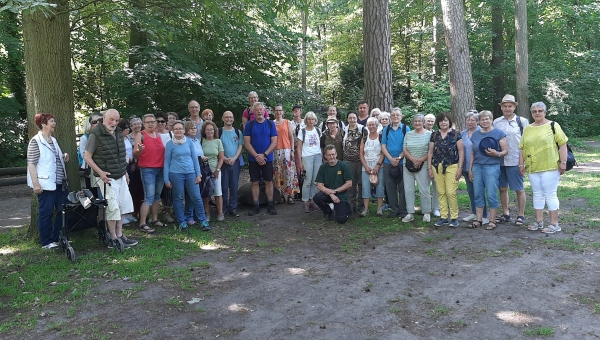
[
  {"left": 244, "top": 135, "right": 258, "bottom": 159},
  {"left": 498, "top": 137, "right": 508, "bottom": 158},
  {"left": 427, "top": 141, "right": 434, "bottom": 178},
  {"left": 381, "top": 144, "right": 399, "bottom": 167},
  {"left": 84, "top": 150, "right": 111, "bottom": 184},
  {"left": 214, "top": 149, "right": 224, "bottom": 179},
  {"left": 359, "top": 138, "right": 369, "bottom": 172},
  {"left": 558, "top": 143, "right": 568, "bottom": 175},
  {"left": 133, "top": 132, "right": 144, "bottom": 158},
  {"left": 264, "top": 135, "right": 278, "bottom": 158},
  {"left": 518, "top": 149, "right": 526, "bottom": 176},
  {"left": 163, "top": 143, "right": 172, "bottom": 187},
  {"left": 288, "top": 121, "right": 295, "bottom": 151},
  {"left": 296, "top": 138, "right": 304, "bottom": 171},
  {"left": 468, "top": 149, "right": 475, "bottom": 182},
  {"left": 28, "top": 163, "right": 42, "bottom": 194},
  {"left": 455, "top": 139, "right": 464, "bottom": 180}
]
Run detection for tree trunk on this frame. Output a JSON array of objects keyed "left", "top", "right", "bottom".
[
  {"left": 301, "top": 8, "right": 308, "bottom": 95},
  {"left": 491, "top": 1, "right": 504, "bottom": 118},
  {"left": 23, "top": 0, "right": 77, "bottom": 240},
  {"left": 363, "top": 0, "right": 393, "bottom": 112},
  {"left": 515, "top": 0, "right": 530, "bottom": 120},
  {"left": 440, "top": 0, "right": 475, "bottom": 130},
  {"left": 2, "top": 10, "right": 27, "bottom": 119},
  {"left": 432, "top": 0, "right": 444, "bottom": 79}
]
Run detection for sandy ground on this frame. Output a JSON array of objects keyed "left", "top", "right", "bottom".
[{"left": 1, "top": 142, "right": 600, "bottom": 339}]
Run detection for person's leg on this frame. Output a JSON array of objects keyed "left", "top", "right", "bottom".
[
  {"left": 310, "top": 155, "right": 322, "bottom": 201},
  {"left": 463, "top": 171, "right": 476, "bottom": 215},
  {"left": 433, "top": 165, "right": 447, "bottom": 218},
  {"left": 139, "top": 167, "right": 155, "bottom": 226},
  {"left": 383, "top": 164, "right": 399, "bottom": 215},
  {"left": 184, "top": 172, "right": 207, "bottom": 222},
  {"left": 151, "top": 168, "right": 164, "bottom": 223},
  {"left": 334, "top": 201, "right": 351, "bottom": 224},
  {"left": 51, "top": 186, "right": 67, "bottom": 242},
  {"left": 397, "top": 172, "right": 408, "bottom": 216},
  {"left": 472, "top": 164, "right": 485, "bottom": 222},
  {"left": 483, "top": 165, "right": 501, "bottom": 225},
  {"left": 221, "top": 163, "right": 231, "bottom": 214},
  {"left": 431, "top": 177, "right": 440, "bottom": 213},
  {"left": 313, "top": 191, "right": 333, "bottom": 215},
  {"left": 504, "top": 165, "right": 526, "bottom": 219},
  {"left": 403, "top": 168, "right": 416, "bottom": 214},
  {"left": 301, "top": 155, "right": 314, "bottom": 203},
  {"left": 375, "top": 166, "right": 385, "bottom": 211},
  {"left": 445, "top": 164, "right": 460, "bottom": 220},
  {"left": 498, "top": 166, "right": 510, "bottom": 216},
  {"left": 170, "top": 172, "right": 186, "bottom": 224},
  {"left": 361, "top": 170, "right": 370, "bottom": 212},
  {"left": 540, "top": 170, "right": 561, "bottom": 226},
  {"left": 347, "top": 161, "right": 360, "bottom": 210},
  {"left": 415, "top": 167, "right": 432, "bottom": 214},
  {"left": 37, "top": 189, "right": 55, "bottom": 246},
  {"left": 229, "top": 158, "right": 241, "bottom": 213},
  {"left": 213, "top": 172, "right": 223, "bottom": 215}
]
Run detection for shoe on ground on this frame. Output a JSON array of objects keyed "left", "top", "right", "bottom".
[
  {"left": 229, "top": 210, "right": 239, "bottom": 217},
  {"left": 449, "top": 219, "right": 459, "bottom": 228},
  {"left": 201, "top": 220, "right": 211, "bottom": 231},
  {"left": 360, "top": 209, "right": 368, "bottom": 217},
  {"left": 217, "top": 213, "right": 225, "bottom": 221},
  {"left": 187, "top": 220, "right": 196, "bottom": 225},
  {"left": 248, "top": 205, "right": 261, "bottom": 216},
  {"left": 303, "top": 202, "right": 310, "bottom": 213},
  {"left": 108, "top": 238, "right": 130, "bottom": 249},
  {"left": 462, "top": 214, "right": 477, "bottom": 222},
  {"left": 528, "top": 220, "right": 544, "bottom": 231},
  {"left": 178, "top": 222, "right": 188, "bottom": 230},
  {"left": 164, "top": 215, "right": 175, "bottom": 223},
  {"left": 42, "top": 242, "right": 59, "bottom": 249},
  {"left": 388, "top": 212, "right": 401, "bottom": 218},
  {"left": 120, "top": 235, "right": 138, "bottom": 246},
  {"left": 267, "top": 204, "right": 277, "bottom": 215},
  {"left": 541, "top": 223, "right": 561, "bottom": 234},
  {"left": 433, "top": 209, "right": 441, "bottom": 217},
  {"left": 323, "top": 212, "right": 334, "bottom": 221},
  {"left": 482, "top": 217, "right": 490, "bottom": 225},
  {"left": 402, "top": 213, "right": 414, "bottom": 223},
  {"left": 434, "top": 218, "right": 449, "bottom": 227},
  {"left": 423, "top": 213, "right": 431, "bottom": 223},
  {"left": 382, "top": 204, "right": 389, "bottom": 211},
  {"left": 377, "top": 207, "right": 383, "bottom": 216}
]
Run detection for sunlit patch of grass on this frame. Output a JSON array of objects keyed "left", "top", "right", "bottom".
[{"left": 524, "top": 327, "right": 554, "bottom": 336}]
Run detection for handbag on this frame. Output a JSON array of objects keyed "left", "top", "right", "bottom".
[
  {"left": 405, "top": 158, "right": 424, "bottom": 173},
  {"left": 551, "top": 122, "right": 576, "bottom": 171}
]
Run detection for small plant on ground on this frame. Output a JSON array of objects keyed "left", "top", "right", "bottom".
[{"left": 524, "top": 327, "right": 555, "bottom": 336}]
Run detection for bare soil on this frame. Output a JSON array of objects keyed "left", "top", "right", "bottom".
[{"left": 2, "top": 142, "right": 600, "bottom": 339}]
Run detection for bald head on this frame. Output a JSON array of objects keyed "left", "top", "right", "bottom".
[{"left": 103, "top": 109, "right": 120, "bottom": 133}]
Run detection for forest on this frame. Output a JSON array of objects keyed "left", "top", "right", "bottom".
[{"left": 0, "top": 0, "right": 599, "bottom": 169}]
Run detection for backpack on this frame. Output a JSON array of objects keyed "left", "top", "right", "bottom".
[
  {"left": 383, "top": 123, "right": 407, "bottom": 140},
  {"left": 247, "top": 119, "right": 274, "bottom": 135},
  {"left": 299, "top": 127, "right": 322, "bottom": 143},
  {"left": 550, "top": 121, "right": 576, "bottom": 171},
  {"left": 516, "top": 116, "right": 524, "bottom": 135}
]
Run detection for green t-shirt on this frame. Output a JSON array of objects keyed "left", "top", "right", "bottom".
[
  {"left": 315, "top": 160, "right": 353, "bottom": 201},
  {"left": 201, "top": 138, "right": 224, "bottom": 170}
]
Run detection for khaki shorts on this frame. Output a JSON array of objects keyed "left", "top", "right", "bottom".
[{"left": 96, "top": 176, "right": 134, "bottom": 221}]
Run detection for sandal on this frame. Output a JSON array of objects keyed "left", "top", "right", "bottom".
[
  {"left": 139, "top": 224, "right": 155, "bottom": 233},
  {"left": 150, "top": 220, "right": 164, "bottom": 227},
  {"left": 287, "top": 196, "right": 295, "bottom": 204},
  {"left": 541, "top": 224, "right": 561, "bottom": 234},
  {"left": 495, "top": 214, "right": 511, "bottom": 223},
  {"left": 468, "top": 221, "right": 482, "bottom": 229},
  {"left": 515, "top": 215, "right": 525, "bottom": 226},
  {"left": 527, "top": 221, "right": 544, "bottom": 231},
  {"left": 485, "top": 222, "right": 497, "bottom": 230}
]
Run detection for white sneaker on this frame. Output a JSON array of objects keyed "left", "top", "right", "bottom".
[
  {"left": 126, "top": 214, "right": 138, "bottom": 223},
  {"left": 423, "top": 213, "right": 431, "bottom": 223},
  {"left": 329, "top": 203, "right": 334, "bottom": 210},
  {"left": 42, "top": 242, "right": 59, "bottom": 249},
  {"left": 217, "top": 213, "right": 225, "bottom": 221},
  {"left": 463, "top": 214, "right": 477, "bottom": 222},
  {"left": 482, "top": 217, "right": 490, "bottom": 225},
  {"left": 433, "top": 210, "right": 441, "bottom": 217},
  {"left": 402, "top": 214, "right": 414, "bottom": 223}
]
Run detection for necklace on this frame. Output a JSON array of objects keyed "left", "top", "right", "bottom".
[
  {"left": 275, "top": 119, "right": 284, "bottom": 125},
  {"left": 172, "top": 135, "right": 186, "bottom": 145}
]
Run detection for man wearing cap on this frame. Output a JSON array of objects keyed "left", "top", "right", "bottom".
[
  {"left": 320, "top": 117, "right": 344, "bottom": 161},
  {"left": 493, "top": 94, "right": 529, "bottom": 226}
]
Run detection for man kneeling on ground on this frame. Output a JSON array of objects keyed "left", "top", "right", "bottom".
[{"left": 314, "top": 145, "right": 353, "bottom": 223}]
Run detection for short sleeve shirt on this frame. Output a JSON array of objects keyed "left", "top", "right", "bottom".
[
  {"left": 315, "top": 160, "right": 353, "bottom": 201},
  {"left": 244, "top": 119, "right": 278, "bottom": 162},
  {"left": 470, "top": 128, "right": 506, "bottom": 166},
  {"left": 493, "top": 115, "right": 528, "bottom": 166}
]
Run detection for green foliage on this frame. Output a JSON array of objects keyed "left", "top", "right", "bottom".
[{"left": 0, "top": 117, "right": 27, "bottom": 167}]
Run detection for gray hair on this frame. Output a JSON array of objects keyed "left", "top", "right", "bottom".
[
  {"left": 465, "top": 111, "right": 479, "bottom": 121},
  {"left": 142, "top": 113, "right": 155, "bottom": 122},
  {"left": 413, "top": 113, "right": 425, "bottom": 124},
  {"left": 84, "top": 112, "right": 103, "bottom": 134},
  {"left": 366, "top": 117, "right": 379, "bottom": 126},
  {"left": 129, "top": 117, "right": 142, "bottom": 125},
  {"left": 248, "top": 91, "right": 258, "bottom": 98},
  {"left": 370, "top": 108, "right": 381, "bottom": 117},
  {"left": 252, "top": 101, "right": 265, "bottom": 110},
  {"left": 530, "top": 102, "right": 547, "bottom": 112},
  {"left": 379, "top": 111, "right": 390, "bottom": 123},
  {"left": 424, "top": 113, "right": 436, "bottom": 121},
  {"left": 478, "top": 110, "right": 493, "bottom": 121},
  {"left": 304, "top": 111, "right": 318, "bottom": 124},
  {"left": 391, "top": 107, "right": 402, "bottom": 116}
]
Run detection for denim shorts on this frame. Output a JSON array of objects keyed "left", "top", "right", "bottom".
[
  {"left": 498, "top": 166, "right": 524, "bottom": 191},
  {"left": 140, "top": 167, "right": 164, "bottom": 205}
]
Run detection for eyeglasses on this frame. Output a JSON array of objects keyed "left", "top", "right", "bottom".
[
  {"left": 157, "top": 120, "right": 166, "bottom": 123},
  {"left": 91, "top": 119, "right": 102, "bottom": 124},
  {"left": 189, "top": 127, "right": 197, "bottom": 129},
  {"left": 173, "top": 128, "right": 184, "bottom": 131},
  {"left": 144, "top": 120, "right": 156, "bottom": 124}
]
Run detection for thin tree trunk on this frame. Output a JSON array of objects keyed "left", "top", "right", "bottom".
[
  {"left": 23, "top": 0, "right": 77, "bottom": 240},
  {"left": 491, "top": 1, "right": 504, "bottom": 118},
  {"left": 515, "top": 0, "right": 530, "bottom": 120},
  {"left": 440, "top": 0, "right": 475, "bottom": 130},
  {"left": 301, "top": 8, "right": 308, "bottom": 95},
  {"left": 3, "top": 11, "right": 27, "bottom": 119},
  {"left": 363, "top": 0, "right": 393, "bottom": 111},
  {"left": 432, "top": 0, "right": 444, "bottom": 79}
]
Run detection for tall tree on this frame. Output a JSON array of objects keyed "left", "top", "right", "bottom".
[
  {"left": 514, "top": 0, "right": 529, "bottom": 119},
  {"left": 491, "top": 0, "right": 504, "bottom": 118},
  {"left": 440, "top": 0, "right": 474, "bottom": 129},
  {"left": 23, "top": 0, "right": 78, "bottom": 239},
  {"left": 362, "top": 0, "right": 393, "bottom": 111}
]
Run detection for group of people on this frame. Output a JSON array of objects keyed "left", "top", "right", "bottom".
[{"left": 27, "top": 92, "right": 570, "bottom": 249}]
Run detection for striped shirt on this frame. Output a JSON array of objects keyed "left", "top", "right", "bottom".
[
  {"left": 403, "top": 130, "right": 432, "bottom": 159},
  {"left": 27, "top": 138, "right": 65, "bottom": 184}
]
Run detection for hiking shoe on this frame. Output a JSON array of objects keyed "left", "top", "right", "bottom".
[
  {"left": 449, "top": 219, "right": 459, "bottom": 228},
  {"left": 462, "top": 214, "right": 477, "bottom": 222},
  {"left": 267, "top": 204, "right": 277, "bottom": 215},
  {"left": 360, "top": 209, "right": 368, "bottom": 217},
  {"left": 423, "top": 213, "right": 431, "bottom": 223},
  {"left": 528, "top": 221, "right": 544, "bottom": 231},
  {"left": 376, "top": 207, "right": 383, "bottom": 216},
  {"left": 201, "top": 220, "right": 211, "bottom": 231},
  {"left": 323, "top": 212, "right": 334, "bottom": 221},
  {"left": 303, "top": 202, "right": 310, "bottom": 213},
  {"left": 434, "top": 218, "right": 449, "bottom": 227},
  {"left": 119, "top": 235, "right": 138, "bottom": 246},
  {"left": 433, "top": 209, "right": 441, "bottom": 217},
  {"left": 248, "top": 205, "right": 261, "bottom": 216},
  {"left": 187, "top": 220, "right": 196, "bottom": 226},
  {"left": 229, "top": 210, "right": 240, "bottom": 217},
  {"left": 179, "top": 222, "right": 188, "bottom": 231},
  {"left": 217, "top": 213, "right": 225, "bottom": 221},
  {"left": 402, "top": 214, "right": 414, "bottom": 223},
  {"left": 482, "top": 217, "right": 490, "bottom": 225},
  {"left": 42, "top": 242, "right": 59, "bottom": 249},
  {"left": 108, "top": 238, "right": 130, "bottom": 249}
]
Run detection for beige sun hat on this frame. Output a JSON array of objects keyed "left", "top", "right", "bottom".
[{"left": 500, "top": 94, "right": 518, "bottom": 106}]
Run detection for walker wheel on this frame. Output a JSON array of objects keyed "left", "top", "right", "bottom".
[{"left": 66, "top": 247, "right": 77, "bottom": 263}]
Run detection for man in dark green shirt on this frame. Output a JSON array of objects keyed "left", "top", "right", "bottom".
[{"left": 314, "top": 145, "right": 353, "bottom": 223}]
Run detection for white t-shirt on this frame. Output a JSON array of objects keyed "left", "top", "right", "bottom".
[
  {"left": 298, "top": 128, "right": 322, "bottom": 157},
  {"left": 363, "top": 135, "right": 382, "bottom": 171}
]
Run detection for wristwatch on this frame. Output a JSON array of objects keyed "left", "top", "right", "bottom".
[{"left": 334, "top": 189, "right": 338, "bottom": 194}]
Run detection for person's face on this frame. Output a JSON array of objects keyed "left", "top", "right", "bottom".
[
  {"left": 185, "top": 125, "right": 197, "bottom": 137},
  {"left": 204, "top": 124, "right": 215, "bottom": 139},
  {"left": 188, "top": 101, "right": 200, "bottom": 117},
  {"left": 531, "top": 106, "right": 546, "bottom": 121},
  {"left": 104, "top": 112, "right": 120, "bottom": 132},
  {"left": 390, "top": 111, "right": 402, "bottom": 123},
  {"left": 328, "top": 106, "right": 337, "bottom": 117},
  {"left": 466, "top": 116, "right": 478, "bottom": 129},
  {"left": 425, "top": 117, "right": 435, "bottom": 130},
  {"left": 380, "top": 116, "right": 389, "bottom": 126},
  {"left": 274, "top": 106, "right": 284, "bottom": 119},
  {"left": 249, "top": 93, "right": 258, "bottom": 105},
  {"left": 327, "top": 121, "right": 337, "bottom": 131},
  {"left": 293, "top": 108, "right": 302, "bottom": 119},
  {"left": 371, "top": 111, "right": 379, "bottom": 119},
  {"left": 156, "top": 117, "right": 167, "bottom": 131},
  {"left": 358, "top": 104, "right": 369, "bottom": 116},
  {"left": 305, "top": 117, "right": 316, "bottom": 127},
  {"left": 325, "top": 149, "right": 337, "bottom": 165},
  {"left": 222, "top": 112, "right": 234, "bottom": 126},
  {"left": 90, "top": 115, "right": 102, "bottom": 128},
  {"left": 167, "top": 115, "right": 177, "bottom": 127},
  {"left": 121, "top": 125, "right": 130, "bottom": 137},
  {"left": 130, "top": 120, "right": 142, "bottom": 132},
  {"left": 347, "top": 114, "right": 357, "bottom": 125},
  {"left": 479, "top": 116, "right": 491, "bottom": 128},
  {"left": 43, "top": 118, "right": 56, "bottom": 132},
  {"left": 143, "top": 116, "right": 156, "bottom": 131},
  {"left": 413, "top": 118, "right": 424, "bottom": 129},
  {"left": 438, "top": 118, "right": 450, "bottom": 130},
  {"left": 367, "top": 121, "right": 378, "bottom": 132},
  {"left": 172, "top": 123, "right": 185, "bottom": 138},
  {"left": 501, "top": 102, "right": 516, "bottom": 117},
  {"left": 253, "top": 106, "right": 265, "bottom": 120}
]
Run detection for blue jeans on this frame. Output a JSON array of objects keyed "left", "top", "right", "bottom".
[
  {"left": 170, "top": 172, "right": 206, "bottom": 224},
  {"left": 140, "top": 167, "right": 164, "bottom": 206},
  {"left": 221, "top": 158, "right": 241, "bottom": 213},
  {"left": 361, "top": 168, "right": 385, "bottom": 198},
  {"left": 463, "top": 171, "right": 487, "bottom": 217},
  {"left": 472, "top": 164, "right": 500, "bottom": 209},
  {"left": 301, "top": 154, "right": 322, "bottom": 202},
  {"left": 37, "top": 185, "right": 67, "bottom": 246}
]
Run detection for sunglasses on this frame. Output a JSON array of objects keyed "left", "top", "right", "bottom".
[
  {"left": 91, "top": 118, "right": 102, "bottom": 124},
  {"left": 156, "top": 120, "right": 166, "bottom": 123}
]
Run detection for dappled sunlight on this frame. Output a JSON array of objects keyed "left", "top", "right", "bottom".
[
  {"left": 0, "top": 246, "right": 18, "bottom": 255},
  {"left": 286, "top": 267, "right": 307, "bottom": 275},
  {"left": 200, "top": 243, "right": 224, "bottom": 250},
  {"left": 212, "top": 272, "right": 251, "bottom": 284},
  {"left": 228, "top": 303, "right": 253, "bottom": 312},
  {"left": 496, "top": 311, "right": 542, "bottom": 325}
]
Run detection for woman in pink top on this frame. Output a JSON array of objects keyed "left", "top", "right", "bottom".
[{"left": 133, "top": 113, "right": 166, "bottom": 233}]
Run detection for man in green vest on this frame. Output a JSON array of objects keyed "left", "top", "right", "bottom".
[{"left": 84, "top": 109, "right": 138, "bottom": 249}]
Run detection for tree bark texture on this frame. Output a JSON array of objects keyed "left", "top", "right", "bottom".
[
  {"left": 23, "top": 0, "right": 77, "bottom": 239},
  {"left": 491, "top": 1, "right": 504, "bottom": 118},
  {"left": 515, "top": 0, "right": 530, "bottom": 120},
  {"left": 301, "top": 8, "right": 308, "bottom": 95},
  {"left": 440, "top": 0, "right": 475, "bottom": 130},
  {"left": 363, "top": 0, "right": 393, "bottom": 112}
]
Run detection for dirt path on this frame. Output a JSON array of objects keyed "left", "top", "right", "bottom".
[{"left": 2, "top": 141, "right": 600, "bottom": 339}]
